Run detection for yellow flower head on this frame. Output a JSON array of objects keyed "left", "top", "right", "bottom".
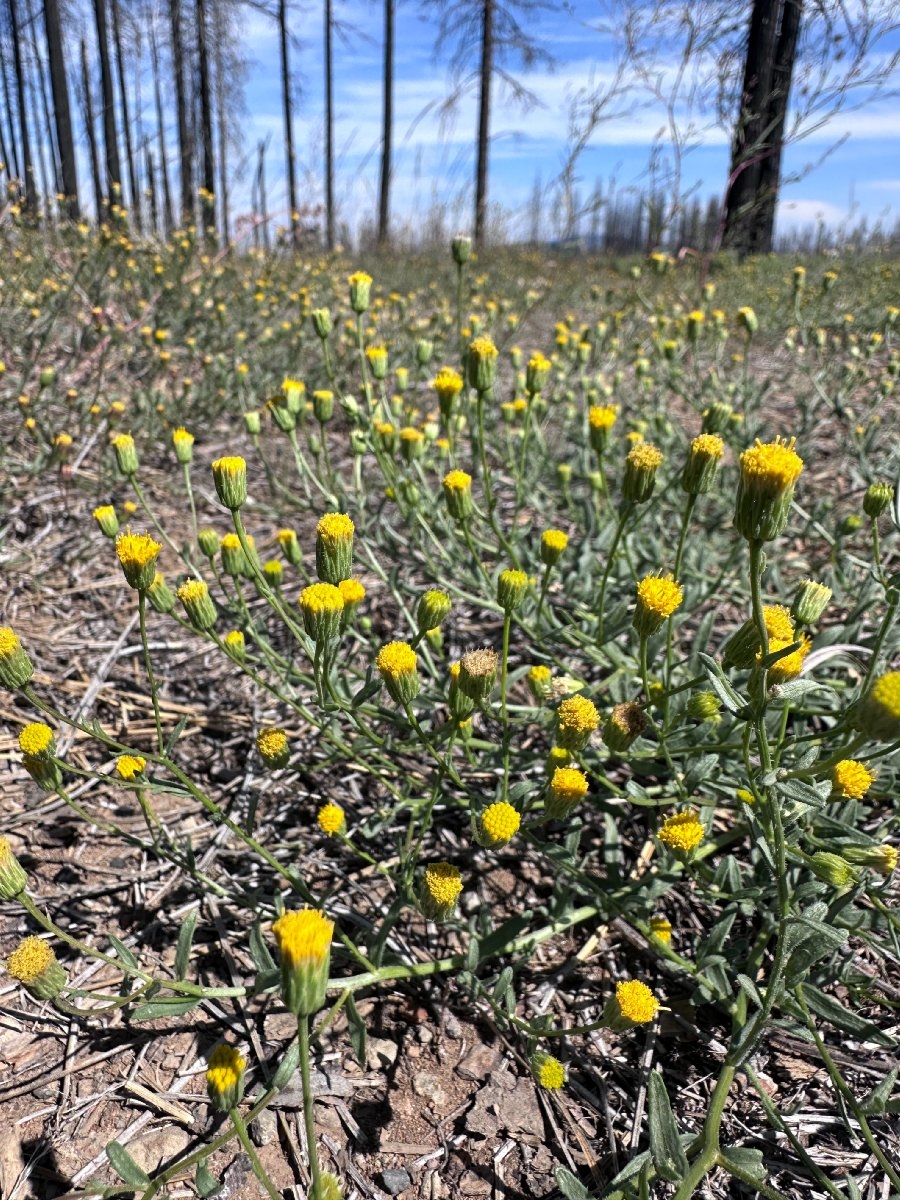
[
  {"left": 348, "top": 270, "right": 372, "bottom": 287},
  {"left": 740, "top": 438, "right": 803, "bottom": 491},
  {"left": 116, "top": 531, "right": 162, "bottom": 590},
  {"left": 338, "top": 578, "right": 366, "bottom": 606},
  {"left": 532, "top": 1051, "right": 566, "bottom": 1090},
  {"left": 443, "top": 470, "right": 474, "bottom": 520},
  {"left": 376, "top": 641, "right": 419, "bottom": 705},
  {"left": 832, "top": 759, "right": 876, "bottom": 800},
  {"left": 761, "top": 634, "right": 810, "bottom": 685},
  {"left": 116, "top": 755, "right": 146, "bottom": 780},
  {"left": 433, "top": 367, "right": 464, "bottom": 407},
  {"left": 18, "top": 722, "right": 54, "bottom": 759},
  {"left": 658, "top": 809, "right": 705, "bottom": 855},
  {"left": 477, "top": 801, "right": 521, "bottom": 848},
  {"left": 764, "top": 605, "right": 796, "bottom": 643},
  {"left": 256, "top": 727, "right": 290, "bottom": 768},
  {"left": 734, "top": 437, "right": 804, "bottom": 541},
  {"left": 540, "top": 528, "right": 569, "bottom": 568},
  {"left": 527, "top": 664, "right": 552, "bottom": 700},
  {"left": 317, "top": 802, "right": 346, "bottom": 835},
  {"left": 547, "top": 767, "right": 589, "bottom": 818},
  {"left": 206, "top": 1043, "right": 246, "bottom": 1111},
  {"left": 422, "top": 862, "right": 463, "bottom": 916},
  {"left": 556, "top": 695, "right": 600, "bottom": 751},
  {"left": 271, "top": 908, "right": 334, "bottom": 1015},
  {"left": 273, "top": 908, "right": 333, "bottom": 966},
  {"left": 649, "top": 916, "right": 672, "bottom": 945},
  {"left": 614, "top": 980, "right": 660, "bottom": 1025},
  {"left": 633, "top": 574, "right": 683, "bottom": 636},
  {"left": 854, "top": 671, "right": 900, "bottom": 742},
  {"left": 6, "top": 936, "right": 56, "bottom": 986},
  {"left": 172, "top": 426, "right": 194, "bottom": 456},
  {"left": 589, "top": 404, "right": 618, "bottom": 430},
  {"left": 443, "top": 469, "right": 472, "bottom": 492}
]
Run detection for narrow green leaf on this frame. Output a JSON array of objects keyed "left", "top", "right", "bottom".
[
  {"left": 719, "top": 1146, "right": 767, "bottom": 1185},
  {"left": 800, "top": 984, "right": 896, "bottom": 1047},
  {"left": 555, "top": 1166, "right": 592, "bottom": 1199},
  {"left": 346, "top": 994, "right": 368, "bottom": 1068},
  {"left": 271, "top": 1040, "right": 301, "bottom": 1089},
  {"left": 107, "top": 936, "right": 139, "bottom": 969},
  {"left": 165, "top": 714, "right": 189, "bottom": 756},
  {"left": 174, "top": 908, "right": 199, "bottom": 981},
  {"left": 195, "top": 1159, "right": 221, "bottom": 1198},
  {"left": 106, "top": 1141, "right": 151, "bottom": 1187},
  {"left": 249, "top": 921, "right": 276, "bottom": 972},
  {"left": 130, "top": 998, "right": 200, "bottom": 1022},
  {"left": 648, "top": 1071, "right": 688, "bottom": 1183},
  {"left": 859, "top": 1067, "right": 898, "bottom": 1115}
]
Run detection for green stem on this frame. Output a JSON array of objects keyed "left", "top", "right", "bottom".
[
  {"left": 298, "top": 1014, "right": 325, "bottom": 1200},
  {"left": 137, "top": 591, "right": 164, "bottom": 754},
  {"left": 595, "top": 504, "right": 633, "bottom": 637},
  {"left": 229, "top": 1108, "right": 282, "bottom": 1200}
]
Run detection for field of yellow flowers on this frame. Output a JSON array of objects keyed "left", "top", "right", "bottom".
[{"left": 0, "top": 225, "right": 898, "bottom": 1200}]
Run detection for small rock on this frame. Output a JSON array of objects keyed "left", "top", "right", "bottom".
[
  {"left": 366, "top": 1036, "right": 399, "bottom": 1071},
  {"left": 128, "top": 1128, "right": 191, "bottom": 1173},
  {"left": 456, "top": 1043, "right": 500, "bottom": 1082},
  {"left": 249, "top": 1109, "right": 277, "bottom": 1147},
  {"left": 380, "top": 1168, "right": 412, "bottom": 1195},
  {"left": 443, "top": 1012, "right": 463, "bottom": 1039},
  {"left": 458, "top": 1169, "right": 492, "bottom": 1195},
  {"left": 412, "top": 1071, "right": 447, "bottom": 1106},
  {"left": 417, "top": 1025, "right": 434, "bottom": 1044}
]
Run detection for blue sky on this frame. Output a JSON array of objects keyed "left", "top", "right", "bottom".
[{"left": 61, "top": 0, "right": 899, "bottom": 242}]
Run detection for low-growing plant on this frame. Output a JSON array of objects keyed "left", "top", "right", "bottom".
[{"left": 1, "top": 232, "right": 898, "bottom": 1198}]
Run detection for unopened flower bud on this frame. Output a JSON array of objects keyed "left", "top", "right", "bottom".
[
  {"left": 417, "top": 589, "right": 452, "bottom": 633},
  {"left": 863, "top": 482, "right": 894, "bottom": 520},
  {"left": 211, "top": 456, "right": 247, "bottom": 510}
]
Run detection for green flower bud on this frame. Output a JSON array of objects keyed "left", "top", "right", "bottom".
[
  {"left": 211, "top": 456, "right": 247, "bottom": 510},
  {"left": 177, "top": 579, "right": 218, "bottom": 631},
  {"left": 451, "top": 235, "right": 472, "bottom": 265},
  {"left": 622, "top": 443, "right": 664, "bottom": 504},
  {"left": 791, "top": 580, "right": 831, "bottom": 627},
  {"left": 311, "top": 307, "right": 333, "bottom": 338},
  {"left": 315, "top": 513, "right": 354, "bottom": 585},
  {"left": 147, "top": 572, "right": 176, "bottom": 614},
  {"left": 198, "top": 527, "right": 220, "bottom": 559},
  {"left": 313, "top": 390, "right": 334, "bottom": 423},
  {"left": 299, "top": 583, "right": 345, "bottom": 643},
  {"left": 112, "top": 434, "right": 139, "bottom": 476},
  {"left": 416, "top": 589, "right": 452, "bottom": 633},
  {"left": 497, "top": 568, "right": 528, "bottom": 613},
  {"left": 467, "top": 336, "right": 499, "bottom": 393},
  {"left": 244, "top": 409, "right": 261, "bottom": 436},
  {"left": 863, "top": 482, "right": 894, "bottom": 520},
  {"left": 0, "top": 836, "right": 28, "bottom": 898},
  {"left": 807, "top": 852, "right": 858, "bottom": 890}
]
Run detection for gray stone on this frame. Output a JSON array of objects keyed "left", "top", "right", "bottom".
[
  {"left": 456, "top": 1043, "right": 500, "bottom": 1081},
  {"left": 412, "top": 1071, "right": 447, "bottom": 1106},
  {"left": 380, "top": 1168, "right": 412, "bottom": 1194},
  {"left": 366, "top": 1036, "right": 399, "bottom": 1071}
]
